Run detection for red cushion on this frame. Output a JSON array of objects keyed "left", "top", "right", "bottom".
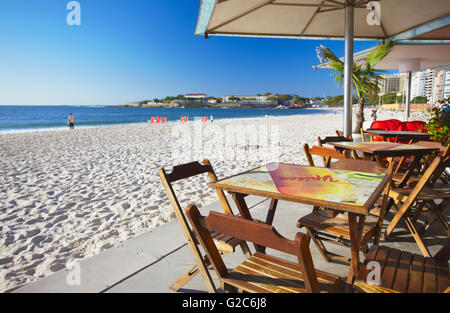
[
  {"left": 384, "top": 119, "right": 402, "bottom": 131},
  {"left": 371, "top": 120, "right": 401, "bottom": 142},
  {"left": 369, "top": 121, "right": 389, "bottom": 141},
  {"left": 398, "top": 121, "right": 427, "bottom": 132}
]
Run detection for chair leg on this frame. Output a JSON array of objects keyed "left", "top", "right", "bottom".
[
  {"left": 170, "top": 264, "right": 200, "bottom": 292},
  {"left": 429, "top": 201, "right": 450, "bottom": 236},
  {"left": 305, "top": 228, "right": 331, "bottom": 262},
  {"left": 405, "top": 216, "right": 432, "bottom": 257}
]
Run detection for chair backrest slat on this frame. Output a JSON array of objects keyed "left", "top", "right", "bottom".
[
  {"left": 205, "top": 210, "right": 296, "bottom": 255},
  {"left": 164, "top": 161, "right": 212, "bottom": 183},
  {"left": 304, "top": 143, "right": 347, "bottom": 168},
  {"left": 318, "top": 135, "right": 352, "bottom": 146}
]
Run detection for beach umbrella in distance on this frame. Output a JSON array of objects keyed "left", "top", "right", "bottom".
[
  {"left": 195, "top": 0, "right": 450, "bottom": 137},
  {"left": 317, "top": 43, "right": 450, "bottom": 120}
]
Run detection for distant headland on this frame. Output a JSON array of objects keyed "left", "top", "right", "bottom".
[{"left": 114, "top": 93, "right": 328, "bottom": 109}]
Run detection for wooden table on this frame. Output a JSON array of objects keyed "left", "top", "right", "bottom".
[
  {"left": 328, "top": 141, "right": 439, "bottom": 187},
  {"left": 208, "top": 162, "right": 391, "bottom": 280},
  {"left": 365, "top": 130, "right": 432, "bottom": 143},
  {"left": 414, "top": 140, "right": 447, "bottom": 154}
]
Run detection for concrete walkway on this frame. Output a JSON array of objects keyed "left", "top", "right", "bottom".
[{"left": 16, "top": 192, "right": 448, "bottom": 293}]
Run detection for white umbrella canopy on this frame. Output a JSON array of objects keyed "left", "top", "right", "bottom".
[
  {"left": 195, "top": 0, "right": 450, "bottom": 136},
  {"left": 196, "top": 0, "right": 450, "bottom": 40}
]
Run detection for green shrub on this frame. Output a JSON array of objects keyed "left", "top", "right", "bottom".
[{"left": 425, "top": 106, "right": 450, "bottom": 146}]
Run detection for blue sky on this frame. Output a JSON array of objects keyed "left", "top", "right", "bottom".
[{"left": 0, "top": 0, "right": 382, "bottom": 106}]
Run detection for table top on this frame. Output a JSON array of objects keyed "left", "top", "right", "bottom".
[
  {"left": 329, "top": 141, "right": 439, "bottom": 157},
  {"left": 365, "top": 130, "right": 432, "bottom": 137},
  {"left": 414, "top": 141, "right": 447, "bottom": 154},
  {"left": 209, "top": 162, "right": 391, "bottom": 215}
]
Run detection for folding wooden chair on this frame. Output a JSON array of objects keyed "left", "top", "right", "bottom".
[
  {"left": 318, "top": 135, "right": 359, "bottom": 160},
  {"left": 158, "top": 160, "right": 251, "bottom": 292},
  {"left": 335, "top": 130, "right": 353, "bottom": 140},
  {"left": 354, "top": 240, "right": 450, "bottom": 293},
  {"left": 306, "top": 143, "right": 350, "bottom": 168},
  {"left": 186, "top": 205, "right": 343, "bottom": 293},
  {"left": 386, "top": 156, "right": 450, "bottom": 257},
  {"left": 297, "top": 158, "right": 394, "bottom": 263},
  {"left": 360, "top": 128, "right": 374, "bottom": 142}
]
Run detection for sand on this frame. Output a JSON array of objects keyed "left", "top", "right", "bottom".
[{"left": 0, "top": 108, "right": 426, "bottom": 292}]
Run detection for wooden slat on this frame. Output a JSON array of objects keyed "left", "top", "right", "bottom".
[
  {"left": 164, "top": 161, "right": 211, "bottom": 183},
  {"left": 380, "top": 248, "right": 402, "bottom": 290},
  {"left": 393, "top": 251, "right": 413, "bottom": 293},
  {"left": 423, "top": 258, "right": 437, "bottom": 293},
  {"left": 223, "top": 273, "right": 279, "bottom": 293},
  {"left": 234, "top": 258, "right": 308, "bottom": 293},
  {"left": 356, "top": 246, "right": 380, "bottom": 282},
  {"left": 255, "top": 253, "right": 340, "bottom": 285},
  {"left": 436, "top": 261, "right": 450, "bottom": 293},
  {"left": 408, "top": 254, "right": 425, "bottom": 293},
  {"left": 225, "top": 253, "right": 338, "bottom": 293},
  {"left": 298, "top": 212, "right": 377, "bottom": 239},
  {"left": 374, "top": 246, "right": 391, "bottom": 274}
]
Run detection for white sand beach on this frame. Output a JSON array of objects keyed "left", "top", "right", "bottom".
[{"left": 0, "top": 108, "right": 427, "bottom": 292}]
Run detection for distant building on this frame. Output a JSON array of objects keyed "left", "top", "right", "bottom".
[
  {"left": 222, "top": 95, "right": 277, "bottom": 103},
  {"left": 184, "top": 93, "right": 207, "bottom": 99},
  {"left": 430, "top": 69, "right": 450, "bottom": 103},
  {"left": 379, "top": 73, "right": 405, "bottom": 94},
  {"left": 444, "top": 70, "right": 450, "bottom": 99}
]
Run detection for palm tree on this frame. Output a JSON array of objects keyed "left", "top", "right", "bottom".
[{"left": 316, "top": 41, "right": 395, "bottom": 133}]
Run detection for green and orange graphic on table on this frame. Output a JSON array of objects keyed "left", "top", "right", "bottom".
[{"left": 214, "top": 163, "right": 386, "bottom": 207}]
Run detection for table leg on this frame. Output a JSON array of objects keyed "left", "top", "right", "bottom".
[
  {"left": 265, "top": 199, "right": 278, "bottom": 226},
  {"left": 232, "top": 193, "right": 265, "bottom": 253},
  {"left": 374, "top": 155, "right": 387, "bottom": 168},
  {"left": 347, "top": 212, "right": 363, "bottom": 283}
]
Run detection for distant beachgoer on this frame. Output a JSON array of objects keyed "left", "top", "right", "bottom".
[
  {"left": 371, "top": 108, "right": 378, "bottom": 121},
  {"left": 68, "top": 113, "right": 75, "bottom": 130},
  {"left": 210, "top": 115, "right": 214, "bottom": 122}
]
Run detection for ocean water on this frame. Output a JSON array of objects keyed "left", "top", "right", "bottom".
[{"left": 0, "top": 105, "right": 330, "bottom": 134}]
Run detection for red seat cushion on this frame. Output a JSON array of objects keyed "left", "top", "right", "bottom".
[
  {"left": 369, "top": 121, "right": 389, "bottom": 141},
  {"left": 385, "top": 119, "right": 402, "bottom": 131},
  {"left": 371, "top": 120, "right": 401, "bottom": 142}
]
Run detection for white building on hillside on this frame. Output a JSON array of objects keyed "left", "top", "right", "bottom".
[
  {"left": 222, "top": 95, "right": 277, "bottom": 103},
  {"left": 184, "top": 93, "right": 207, "bottom": 99}
]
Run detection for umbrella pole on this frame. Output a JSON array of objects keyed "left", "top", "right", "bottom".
[
  {"left": 405, "top": 71, "right": 412, "bottom": 121},
  {"left": 343, "top": 4, "right": 354, "bottom": 138}
]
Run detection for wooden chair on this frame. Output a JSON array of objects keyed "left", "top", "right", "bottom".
[
  {"left": 297, "top": 159, "right": 394, "bottom": 263},
  {"left": 354, "top": 240, "right": 450, "bottom": 293},
  {"left": 186, "top": 205, "right": 343, "bottom": 293},
  {"left": 318, "top": 135, "right": 360, "bottom": 160},
  {"left": 303, "top": 144, "right": 352, "bottom": 218},
  {"left": 335, "top": 130, "right": 353, "bottom": 140},
  {"left": 362, "top": 128, "right": 384, "bottom": 142},
  {"left": 305, "top": 143, "right": 350, "bottom": 168},
  {"left": 386, "top": 156, "right": 450, "bottom": 257},
  {"left": 360, "top": 128, "right": 374, "bottom": 142},
  {"left": 158, "top": 160, "right": 251, "bottom": 292}
]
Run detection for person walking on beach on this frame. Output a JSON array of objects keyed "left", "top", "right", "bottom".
[
  {"left": 210, "top": 114, "right": 214, "bottom": 122},
  {"left": 68, "top": 113, "right": 75, "bottom": 130},
  {"left": 371, "top": 108, "right": 378, "bottom": 121}
]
